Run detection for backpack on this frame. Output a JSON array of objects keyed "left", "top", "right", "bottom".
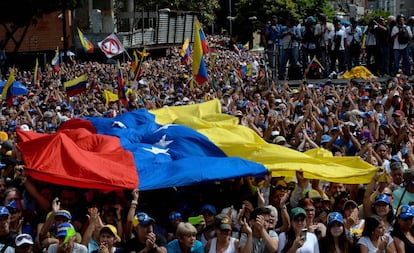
[{"left": 398, "top": 26, "right": 411, "bottom": 44}]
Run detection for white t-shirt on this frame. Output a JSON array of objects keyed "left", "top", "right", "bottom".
[
  {"left": 328, "top": 29, "right": 346, "bottom": 51},
  {"left": 358, "top": 234, "right": 393, "bottom": 253},
  {"left": 391, "top": 25, "right": 413, "bottom": 49},
  {"left": 345, "top": 26, "right": 362, "bottom": 44},
  {"left": 47, "top": 243, "right": 88, "bottom": 253},
  {"left": 277, "top": 232, "right": 319, "bottom": 253}
]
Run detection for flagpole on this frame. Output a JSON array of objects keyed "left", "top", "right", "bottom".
[{"left": 124, "top": 50, "right": 132, "bottom": 61}]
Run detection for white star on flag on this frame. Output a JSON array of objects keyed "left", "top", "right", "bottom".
[
  {"left": 154, "top": 135, "right": 173, "bottom": 147},
  {"left": 154, "top": 124, "right": 175, "bottom": 133},
  {"left": 143, "top": 146, "right": 171, "bottom": 156}
]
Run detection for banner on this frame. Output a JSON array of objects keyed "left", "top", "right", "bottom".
[{"left": 98, "top": 33, "right": 125, "bottom": 58}]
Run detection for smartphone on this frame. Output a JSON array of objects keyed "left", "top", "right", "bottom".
[
  {"left": 188, "top": 215, "right": 202, "bottom": 225},
  {"left": 301, "top": 228, "right": 307, "bottom": 241}
]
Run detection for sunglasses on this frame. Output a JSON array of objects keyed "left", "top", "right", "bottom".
[
  {"left": 274, "top": 185, "right": 288, "bottom": 191},
  {"left": 169, "top": 213, "right": 182, "bottom": 221}
]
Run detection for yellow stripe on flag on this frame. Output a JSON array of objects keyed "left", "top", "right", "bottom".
[{"left": 2, "top": 69, "right": 15, "bottom": 100}]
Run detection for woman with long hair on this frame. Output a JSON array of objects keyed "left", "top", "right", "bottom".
[
  {"left": 205, "top": 214, "right": 239, "bottom": 253},
  {"left": 298, "top": 198, "right": 326, "bottom": 239},
  {"left": 391, "top": 205, "right": 414, "bottom": 253},
  {"left": 365, "top": 194, "right": 394, "bottom": 233},
  {"left": 277, "top": 207, "right": 319, "bottom": 253},
  {"left": 363, "top": 171, "right": 395, "bottom": 233},
  {"left": 358, "top": 215, "right": 396, "bottom": 253},
  {"left": 319, "top": 212, "right": 353, "bottom": 253}
]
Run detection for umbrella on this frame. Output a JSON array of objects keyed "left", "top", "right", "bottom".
[
  {"left": 0, "top": 81, "right": 28, "bottom": 96},
  {"left": 60, "top": 51, "right": 75, "bottom": 57}
]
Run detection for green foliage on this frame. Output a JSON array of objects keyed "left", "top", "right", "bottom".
[{"left": 358, "top": 10, "right": 390, "bottom": 26}]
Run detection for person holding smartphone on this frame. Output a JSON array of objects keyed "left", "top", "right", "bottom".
[{"left": 277, "top": 207, "right": 319, "bottom": 253}]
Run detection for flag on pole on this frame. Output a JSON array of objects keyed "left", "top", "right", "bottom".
[
  {"left": 309, "top": 56, "right": 324, "bottom": 70},
  {"left": 103, "top": 90, "right": 119, "bottom": 105},
  {"left": 1, "top": 69, "right": 15, "bottom": 102},
  {"left": 198, "top": 22, "right": 209, "bottom": 54},
  {"left": 243, "top": 41, "right": 250, "bottom": 51},
  {"left": 192, "top": 19, "right": 208, "bottom": 84},
  {"left": 32, "top": 58, "right": 41, "bottom": 86},
  {"left": 98, "top": 33, "right": 125, "bottom": 58},
  {"left": 77, "top": 28, "right": 94, "bottom": 53},
  {"left": 134, "top": 48, "right": 149, "bottom": 80},
  {"left": 64, "top": 74, "right": 88, "bottom": 97},
  {"left": 180, "top": 38, "right": 190, "bottom": 65},
  {"left": 117, "top": 61, "right": 127, "bottom": 105},
  {"left": 131, "top": 50, "right": 139, "bottom": 70},
  {"left": 51, "top": 47, "right": 60, "bottom": 72}
]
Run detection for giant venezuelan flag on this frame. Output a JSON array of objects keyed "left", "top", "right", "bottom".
[
  {"left": 17, "top": 100, "right": 377, "bottom": 191},
  {"left": 192, "top": 19, "right": 208, "bottom": 84},
  {"left": 17, "top": 108, "right": 267, "bottom": 190}
]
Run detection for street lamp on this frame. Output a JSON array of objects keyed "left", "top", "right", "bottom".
[{"left": 227, "top": 16, "right": 235, "bottom": 35}]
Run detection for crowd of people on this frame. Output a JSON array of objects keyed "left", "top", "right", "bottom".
[
  {"left": 262, "top": 13, "right": 414, "bottom": 79},
  {"left": 0, "top": 13, "right": 414, "bottom": 253}
]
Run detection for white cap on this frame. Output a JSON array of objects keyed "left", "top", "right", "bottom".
[
  {"left": 15, "top": 234, "right": 34, "bottom": 247},
  {"left": 19, "top": 124, "right": 30, "bottom": 131}
]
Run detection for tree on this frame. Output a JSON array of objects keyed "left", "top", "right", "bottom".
[
  {"left": 359, "top": 10, "right": 390, "bottom": 26},
  {"left": 0, "top": 0, "right": 85, "bottom": 52},
  {"left": 294, "top": 0, "right": 334, "bottom": 20}
]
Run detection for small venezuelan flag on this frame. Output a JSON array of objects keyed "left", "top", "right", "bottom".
[{"left": 64, "top": 74, "right": 88, "bottom": 97}]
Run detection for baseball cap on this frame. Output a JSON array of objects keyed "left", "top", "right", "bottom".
[
  {"left": 0, "top": 206, "right": 10, "bottom": 216},
  {"left": 397, "top": 205, "right": 414, "bottom": 219},
  {"left": 321, "top": 134, "right": 332, "bottom": 144},
  {"left": 55, "top": 210, "right": 72, "bottom": 221},
  {"left": 327, "top": 212, "right": 344, "bottom": 225},
  {"left": 343, "top": 200, "right": 358, "bottom": 210},
  {"left": 134, "top": 212, "right": 155, "bottom": 226},
  {"left": 290, "top": 207, "right": 306, "bottom": 219},
  {"left": 44, "top": 111, "right": 54, "bottom": 118},
  {"left": 201, "top": 204, "right": 217, "bottom": 215},
  {"left": 393, "top": 110, "right": 405, "bottom": 117},
  {"left": 374, "top": 193, "right": 390, "bottom": 205},
  {"left": 215, "top": 214, "right": 232, "bottom": 230},
  {"left": 0, "top": 141, "right": 13, "bottom": 151},
  {"left": 306, "top": 189, "right": 329, "bottom": 201},
  {"left": 15, "top": 234, "right": 34, "bottom": 247},
  {"left": 56, "top": 222, "right": 75, "bottom": 238},
  {"left": 100, "top": 224, "right": 121, "bottom": 242},
  {"left": 274, "top": 136, "right": 287, "bottom": 144}
]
